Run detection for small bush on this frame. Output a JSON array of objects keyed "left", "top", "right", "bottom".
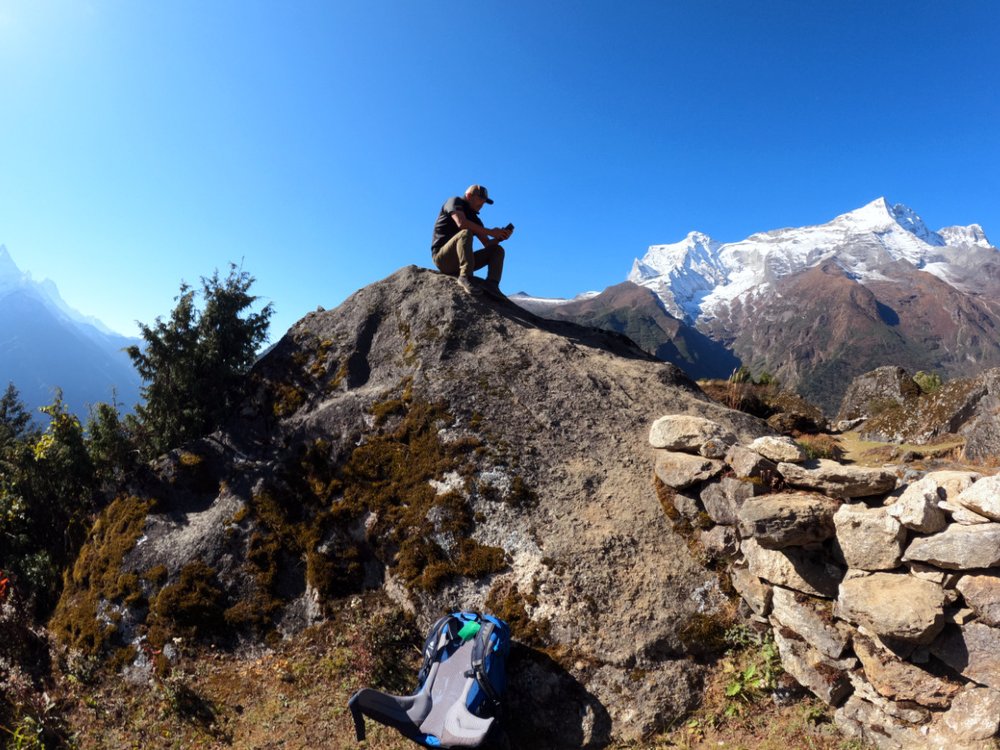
[
  {"left": 913, "top": 370, "right": 944, "bottom": 394},
  {"left": 796, "top": 434, "right": 844, "bottom": 461}
]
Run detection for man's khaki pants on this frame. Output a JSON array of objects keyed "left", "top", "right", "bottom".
[{"left": 432, "top": 229, "right": 504, "bottom": 282}]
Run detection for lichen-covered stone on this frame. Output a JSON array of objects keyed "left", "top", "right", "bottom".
[
  {"left": 903, "top": 523, "right": 1000, "bottom": 570},
  {"left": 737, "top": 492, "right": 838, "bottom": 549},
  {"left": 886, "top": 476, "right": 947, "bottom": 533},
  {"left": 654, "top": 450, "right": 725, "bottom": 489},
  {"left": 952, "top": 474, "right": 1000, "bottom": 522},
  {"left": 833, "top": 503, "right": 906, "bottom": 570},
  {"left": 853, "top": 631, "right": 960, "bottom": 708},
  {"left": 741, "top": 538, "right": 842, "bottom": 598},
  {"left": 941, "top": 686, "right": 1000, "bottom": 742},
  {"left": 956, "top": 573, "right": 1000, "bottom": 626},
  {"left": 836, "top": 572, "right": 945, "bottom": 644},
  {"left": 699, "top": 477, "right": 760, "bottom": 525},
  {"left": 648, "top": 415, "right": 736, "bottom": 452},
  {"left": 777, "top": 459, "right": 897, "bottom": 498},
  {"left": 750, "top": 435, "right": 808, "bottom": 463},
  {"left": 770, "top": 586, "right": 850, "bottom": 659}
]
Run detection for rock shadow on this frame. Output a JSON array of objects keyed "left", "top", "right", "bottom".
[{"left": 498, "top": 644, "right": 613, "bottom": 749}]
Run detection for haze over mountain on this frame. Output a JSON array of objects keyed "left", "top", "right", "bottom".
[
  {"left": 0, "top": 245, "right": 141, "bottom": 419},
  {"left": 521, "top": 199, "right": 1000, "bottom": 413}
]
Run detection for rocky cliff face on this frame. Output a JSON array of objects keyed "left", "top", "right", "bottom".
[
  {"left": 838, "top": 366, "right": 1000, "bottom": 462},
  {"left": 53, "top": 266, "right": 770, "bottom": 744}
]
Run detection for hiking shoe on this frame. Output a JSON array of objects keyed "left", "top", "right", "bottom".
[
  {"left": 457, "top": 276, "right": 482, "bottom": 296},
  {"left": 481, "top": 280, "right": 506, "bottom": 300}
]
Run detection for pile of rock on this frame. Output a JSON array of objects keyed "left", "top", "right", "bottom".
[{"left": 649, "top": 414, "right": 1000, "bottom": 750}]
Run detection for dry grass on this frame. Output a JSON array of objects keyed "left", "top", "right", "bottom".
[{"left": 837, "top": 430, "right": 967, "bottom": 467}]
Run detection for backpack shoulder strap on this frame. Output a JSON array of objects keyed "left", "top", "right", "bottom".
[{"left": 467, "top": 620, "right": 502, "bottom": 708}]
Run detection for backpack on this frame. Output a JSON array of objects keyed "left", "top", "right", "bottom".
[{"left": 348, "top": 611, "right": 511, "bottom": 748}]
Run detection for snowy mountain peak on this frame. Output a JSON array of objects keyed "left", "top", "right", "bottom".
[
  {"left": 0, "top": 244, "right": 26, "bottom": 284},
  {"left": 829, "top": 197, "right": 938, "bottom": 243},
  {"left": 939, "top": 223, "right": 993, "bottom": 249},
  {"left": 628, "top": 198, "right": 996, "bottom": 325}
]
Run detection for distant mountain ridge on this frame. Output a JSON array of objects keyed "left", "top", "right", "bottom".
[
  {"left": 0, "top": 245, "right": 141, "bottom": 419},
  {"left": 519, "top": 199, "right": 1000, "bottom": 413}
]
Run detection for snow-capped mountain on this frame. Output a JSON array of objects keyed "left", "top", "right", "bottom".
[
  {"left": 0, "top": 244, "right": 141, "bottom": 419},
  {"left": 627, "top": 197, "right": 996, "bottom": 325},
  {"left": 522, "top": 198, "right": 1000, "bottom": 414}
]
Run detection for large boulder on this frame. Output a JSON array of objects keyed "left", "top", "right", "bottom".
[
  {"left": 836, "top": 366, "right": 920, "bottom": 423},
  {"left": 52, "top": 266, "right": 772, "bottom": 745}
]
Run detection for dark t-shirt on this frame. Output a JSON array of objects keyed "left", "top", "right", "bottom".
[{"left": 431, "top": 196, "right": 484, "bottom": 252}]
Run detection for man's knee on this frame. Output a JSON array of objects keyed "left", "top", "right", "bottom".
[{"left": 493, "top": 244, "right": 505, "bottom": 259}]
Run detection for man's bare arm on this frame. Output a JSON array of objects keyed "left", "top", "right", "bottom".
[{"left": 450, "top": 212, "right": 513, "bottom": 246}]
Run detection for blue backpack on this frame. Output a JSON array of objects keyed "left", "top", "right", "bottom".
[{"left": 349, "top": 612, "right": 511, "bottom": 747}]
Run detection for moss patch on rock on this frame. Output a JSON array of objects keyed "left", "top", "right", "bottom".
[{"left": 50, "top": 496, "right": 156, "bottom": 656}]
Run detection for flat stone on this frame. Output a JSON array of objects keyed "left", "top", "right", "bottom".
[
  {"left": 956, "top": 574, "right": 1000, "bottom": 627},
  {"left": 930, "top": 622, "right": 1000, "bottom": 690},
  {"left": 886, "top": 477, "right": 947, "bottom": 533},
  {"left": 699, "top": 477, "right": 760, "bottom": 525},
  {"left": 853, "top": 631, "right": 960, "bottom": 708},
  {"left": 750, "top": 435, "right": 808, "bottom": 463},
  {"left": 903, "top": 523, "right": 1000, "bottom": 570},
  {"left": 953, "top": 474, "right": 1000, "bottom": 521},
  {"left": 777, "top": 459, "right": 897, "bottom": 498},
  {"left": 649, "top": 415, "right": 735, "bottom": 452},
  {"left": 737, "top": 492, "right": 839, "bottom": 549},
  {"left": 938, "top": 501, "right": 991, "bottom": 525},
  {"left": 654, "top": 450, "right": 725, "bottom": 489},
  {"left": 833, "top": 503, "right": 906, "bottom": 571},
  {"left": 770, "top": 623, "right": 853, "bottom": 705},
  {"left": 741, "top": 538, "right": 842, "bottom": 598},
  {"left": 836, "top": 572, "right": 946, "bottom": 644},
  {"left": 730, "top": 565, "right": 772, "bottom": 617},
  {"left": 725, "top": 445, "right": 778, "bottom": 482},
  {"left": 941, "top": 686, "right": 1000, "bottom": 742},
  {"left": 770, "top": 586, "right": 850, "bottom": 659}
]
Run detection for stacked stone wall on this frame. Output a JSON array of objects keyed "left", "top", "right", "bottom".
[{"left": 649, "top": 414, "right": 1000, "bottom": 749}]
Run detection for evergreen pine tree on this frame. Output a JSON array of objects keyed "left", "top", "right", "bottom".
[{"left": 127, "top": 264, "right": 273, "bottom": 457}]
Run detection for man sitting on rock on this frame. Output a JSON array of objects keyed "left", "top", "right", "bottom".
[{"left": 431, "top": 184, "right": 513, "bottom": 298}]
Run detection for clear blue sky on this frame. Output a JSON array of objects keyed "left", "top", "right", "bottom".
[{"left": 1, "top": 1, "right": 998, "bottom": 341}]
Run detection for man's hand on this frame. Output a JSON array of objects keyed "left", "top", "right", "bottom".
[{"left": 491, "top": 226, "right": 513, "bottom": 241}]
